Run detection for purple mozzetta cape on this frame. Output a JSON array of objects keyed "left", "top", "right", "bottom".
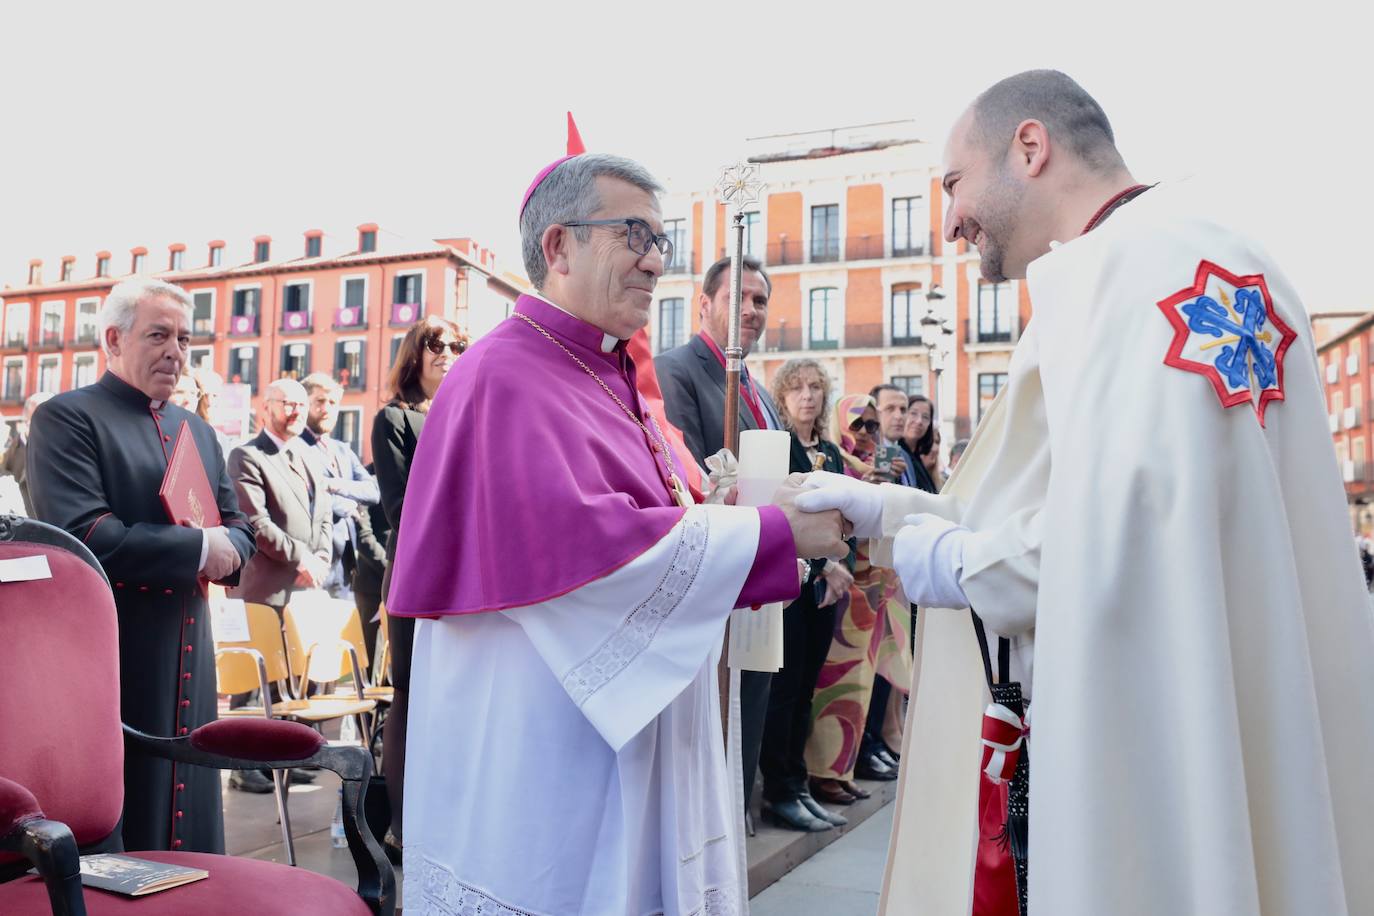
[{"left": 387, "top": 295, "right": 795, "bottom": 617}]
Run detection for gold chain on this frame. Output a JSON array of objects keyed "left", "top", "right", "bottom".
[{"left": 513, "top": 311, "right": 685, "bottom": 486}]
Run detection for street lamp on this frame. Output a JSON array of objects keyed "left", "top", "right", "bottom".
[{"left": 919, "top": 285, "right": 953, "bottom": 423}]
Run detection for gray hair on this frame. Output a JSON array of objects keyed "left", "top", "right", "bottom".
[
  {"left": 99, "top": 278, "right": 194, "bottom": 357},
  {"left": 971, "top": 70, "right": 1125, "bottom": 175},
  {"left": 519, "top": 153, "right": 665, "bottom": 289}
]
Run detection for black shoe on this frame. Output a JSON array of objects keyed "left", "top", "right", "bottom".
[
  {"left": 874, "top": 747, "right": 900, "bottom": 770},
  {"left": 229, "top": 769, "right": 274, "bottom": 794},
  {"left": 288, "top": 768, "right": 317, "bottom": 784},
  {"left": 854, "top": 753, "right": 898, "bottom": 781},
  {"left": 763, "top": 798, "right": 832, "bottom": 832},
  {"left": 799, "top": 793, "right": 848, "bottom": 827}
]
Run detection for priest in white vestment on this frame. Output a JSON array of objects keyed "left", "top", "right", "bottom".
[
  {"left": 387, "top": 153, "right": 846, "bottom": 916},
  {"left": 800, "top": 70, "right": 1374, "bottom": 916}
]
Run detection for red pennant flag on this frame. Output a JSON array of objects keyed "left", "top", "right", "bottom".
[{"left": 566, "top": 112, "right": 586, "bottom": 155}]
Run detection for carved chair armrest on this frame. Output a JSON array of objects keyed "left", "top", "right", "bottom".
[
  {"left": 0, "top": 776, "right": 85, "bottom": 916},
  {"left": 122, "top": 725, "right": 394, "bottom": 915}
]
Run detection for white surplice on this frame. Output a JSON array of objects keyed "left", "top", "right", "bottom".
[
  {"left": 878, "top": 182, "right": 1374, "bottom": 915},
  {"left": 404, "top": 503, "right": 760, "bottom": 916}
]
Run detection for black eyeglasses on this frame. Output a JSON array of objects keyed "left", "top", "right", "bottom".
[
  {"left": 849, "top": 418, "right": 880, "bottom": 435},
  {"left": 560, "top": 217, "right": 675, "bottom": 264},
  {"left": 424, "top": 338, "right": 467, "bottom": 357}
]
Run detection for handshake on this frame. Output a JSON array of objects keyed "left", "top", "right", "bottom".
[{"left": 775, "top": 471, "right": 971, "bottom": 610}]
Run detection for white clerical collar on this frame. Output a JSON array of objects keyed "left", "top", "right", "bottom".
[{"left": 528, "top": 291, "right": 620, "bottom": 354}]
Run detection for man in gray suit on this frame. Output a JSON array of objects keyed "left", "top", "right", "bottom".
[
  {"left": 656, "top": 254, "right": 782, "bottom": 832},
  {"left": 225, "top": 377, "right": 332, "bottom": 792}
]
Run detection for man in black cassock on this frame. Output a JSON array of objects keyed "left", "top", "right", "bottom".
[{"left": 27, "top": 278, "right": 254, "bottom": 853}]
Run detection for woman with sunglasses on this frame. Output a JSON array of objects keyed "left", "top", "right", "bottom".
[
  {"left": 803, "top": 392, "right": 905, "bottom": 808},
  {"left": 371, "top": 314, "right": 468, "bottom": 862}
]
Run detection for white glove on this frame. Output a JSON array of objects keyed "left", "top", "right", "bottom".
[
  {"left": 893, "top": 513, "right": 971, "bottom": 609},
  {"left": 794, "top": 470, "right": 884, "bottom": 539}
]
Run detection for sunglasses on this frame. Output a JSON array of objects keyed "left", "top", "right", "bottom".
[
  {"left": 424, "top": 338, "right": 467, "bottom": 357},
  {"left": 849, "top": 418, "right": 880, "bottom": 434}
]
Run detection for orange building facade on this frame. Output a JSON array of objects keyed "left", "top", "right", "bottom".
[
  {"left": 651, "top": 121, "right": 1029, "bottom": 449},
  {"left": 0, "top": 226, "right": 521, "bottom": 461},
  {"left": 1314, "top": 312, "right": 1374, "bottom": 530}
]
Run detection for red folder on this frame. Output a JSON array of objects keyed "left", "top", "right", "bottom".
[{"left": 159, "top": 421, "right": 220, "bottom": 593}]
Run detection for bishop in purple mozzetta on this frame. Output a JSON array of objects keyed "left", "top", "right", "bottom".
[{"left": 387, "top": 153, "right": 846, "bottom": 915}]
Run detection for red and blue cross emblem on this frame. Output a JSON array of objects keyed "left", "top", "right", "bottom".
[{"left": 1157, "top": 260, "right": 1297, "bottom": 427}]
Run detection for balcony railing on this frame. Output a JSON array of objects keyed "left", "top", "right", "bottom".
[
  {"left": 281, "top": 310, "right": 312, "bottom": 333},
  {"left": 68, "top": 330, "right": 99, "bottom": 348},
  {"left": 390, "top": 301, "right": 423, "bottom": 326},
  {"left": 34, "top": 332, "right": 63, "bottom": 351},
  {"left": 965, "top": 319, "right": 1018, "bottom": 346},
  {"left": 191, "top": 320, "right": 215, "bottom": 341},
  {"left": 663, "top": 250, "right": 693, "bottom": 275},
  {"left": 751, "top": 234, "right": 934, "bottom": 267},
  {"left": 761, "top": 322, "right": 888, "bottom": 353},
  {"left": 334, "top": 306, "right": 366, "bottom": 329},
  {"left": 1, "top": 390, "right": 24, "bottom": 405},
  {"left": 1, "top": 337, "right": 28, "bottom": 352},
  {"left": 339, "top": 366, "right": 366, "bottom": 391},
  {"left": 228, "top": 315, "right": 260, "bottom": 337}
]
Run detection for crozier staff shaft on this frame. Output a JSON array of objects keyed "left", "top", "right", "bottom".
[{"left": 723, "top": 212, "right": 746, "bottom": 457}]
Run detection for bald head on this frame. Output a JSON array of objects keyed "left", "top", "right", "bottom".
[
  {"left": 969, "top": 69, "right": 1124, "bottom": 175},
  {"left": 942, "top": 70, "right": 1137, "bottom": 281}
]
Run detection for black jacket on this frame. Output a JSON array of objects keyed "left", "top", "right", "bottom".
[
  {"left": 27, "top": 372, "right": 255, "bottom": 853},
  {"left": 656, "top": 334, "right": 782, "bottom": 466}
]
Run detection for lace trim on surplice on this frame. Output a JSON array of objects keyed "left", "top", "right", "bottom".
[
  {"left": 409, "top": 849, "right": 739, "bottom": 916},
  {"left": 562, "top": 506, "right": 709, "bottom": 707}
]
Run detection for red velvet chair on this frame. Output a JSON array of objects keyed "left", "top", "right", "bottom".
[{"left": 0, "top": 515, "right": 396, "bottom": 915}]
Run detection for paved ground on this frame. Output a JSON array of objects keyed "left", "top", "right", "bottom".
[{"left": 749, "top": 803, "right": 892, "bottom": 916}]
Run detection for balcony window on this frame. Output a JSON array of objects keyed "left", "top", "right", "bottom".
[
  {"left": 74, "top": 299, "right": 99, "bottom": 346},
  {"left": 656, "top": 298, "right": 685, "bottom": 354},
  {"left": 37, "top": 356, "right": 60, "bottom": 393},
  {"left": 2, "top": 358, "right": 24, "bottom": 402},
  {"left": 280, "top": 342, "right": 311, "bottom": 379},
  {"left": 742, "top": 211, "right": 761, "bottom": 259},
  {"left": 976, "top": 282, "right": 1014, "bottom": 343},
  {"left": 892, "top": 196, "right": 927, "bottom": 256},
  {"left": 810, "top": 205, "right": 840, "bottom": 263},
  {"left": 336, "top": 339, "right": 366, "bottom": 390},
  {"left": 39, "top": 302, "right": 64, "bottom": 349},
  {"left": 979, "top": 372, "right": 1008, "bottom": 422},
  {"left": 663, "top": 219, "right": 688, "bottom": 274},
  {"left": 4, "top": 303, "right": 30, "bottom": 349},
  {"left": 228, "top": 346, "right": 258, "bottom": 394},
  {"left": 891, "top": 375, "right": 925, "bottom": 397},
  {"left": 281, "top": 283, "right": 311, "bottom": 332},
  {"left": 334, "top": 407, "right": 363, "bottom": 457},
  {"left": 230, "top": 287, "right": 260, "bottom": 336},
  {"left": 890, "top": 287, "right": 922, "bottom": 346},
  {"left": 808, "top": 288, "right": 840, "bottom": 349},
  {"left": 394, "top": 272, "right": 423, "bottom": 304},
  {"left": 73, "top": 354, "right": 97, "bottom": 388},
  {"left": 191, "top": 291, "right": 214, "bottom": 338},
  {"left": 336, "top": 277, "right": 367, "bottom": 328}
]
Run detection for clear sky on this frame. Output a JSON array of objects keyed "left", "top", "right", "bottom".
[{"left": 1, "top": 1, "right": 1366, "bottom": 312}]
